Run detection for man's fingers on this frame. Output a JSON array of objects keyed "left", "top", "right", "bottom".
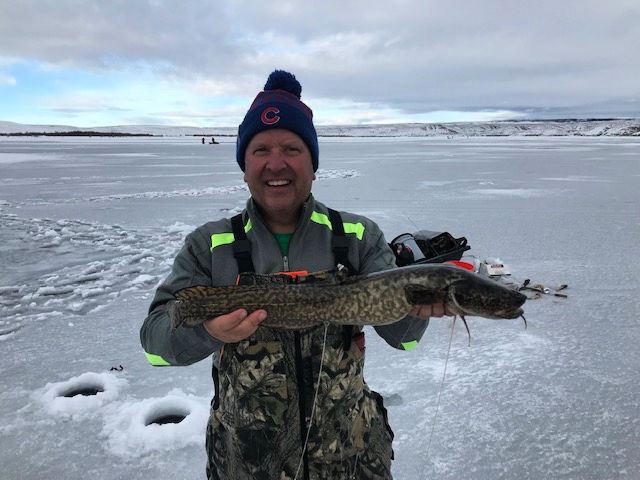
[
  {"left": 204, "top": 309, "right": 267, "bottom": 342},
  {"left": 410, "top": 302, "right": 453, "bottom": 319},
  {"left": 244, "top": 309, "right": 267, "bottom": 328},
  {"left": 219, "top": 309, "right": 246, "bottom": 331},
  {"left": 430, "top": 302, "right": 445, "bottom": 317},
  {"left": 410, "top": 305, "right": 429, "bottom": 318}
]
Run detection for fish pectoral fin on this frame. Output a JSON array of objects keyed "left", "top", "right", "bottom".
[{"left": 404, "top": 285, "right": 440, "bottom": 305}]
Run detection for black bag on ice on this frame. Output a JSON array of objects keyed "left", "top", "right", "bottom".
[{"left": 390, "top": 230, "right": 470, "bottom": 266}]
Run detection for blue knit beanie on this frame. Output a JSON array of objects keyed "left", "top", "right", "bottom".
[{"left": 236, "top": 70, "right": 319, "bottom": 172}]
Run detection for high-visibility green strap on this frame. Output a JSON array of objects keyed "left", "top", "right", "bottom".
[
  {"left": 310, "top": 211, "right": 332, "bottom": 229},
  {"left": 343, "top": 221, "right": 365, "bottom": 241},
  {"left": 144, "top": 352, "right": 171, "bottom": 366},
  {"left": 211, "top": 212, "right": 364, "bottom": 251},
  {"left": 310, "top": 211, "right": 365, "bottom": 240},
  {"left": 401, "top": 340, "right": 418, "bottom": 351},
  {"left": 210, "top": 219, "right": 252, "bottom": 252},
  {"left": 210, "top": 232, "right": 234, "bottom": 252}
]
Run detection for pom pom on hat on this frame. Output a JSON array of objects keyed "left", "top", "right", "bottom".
[
  {"left": 264, "top": 70, "right": 302, "bottom": 98},
  {"left": 236, "top": 70, "right": 318, "bottom": 172}
]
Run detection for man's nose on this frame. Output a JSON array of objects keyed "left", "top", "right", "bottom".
[{"left": 264, "top": 148, "right": 287, "bottom": 169}]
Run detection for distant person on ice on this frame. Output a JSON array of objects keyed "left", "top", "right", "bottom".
[{"left": 140, "top": 70, "right": 448, "bottom": 479}]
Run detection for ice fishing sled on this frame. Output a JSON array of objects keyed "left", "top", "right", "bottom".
[
  {"left": 390, "top": 230, "right": 470, "bottom": 266},
  {"left": 390, "top": 230, "right": 567, "bottom": 299}
]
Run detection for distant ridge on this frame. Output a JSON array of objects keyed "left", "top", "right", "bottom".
[
  {"left": 316, "top": 119, "right": 640, "bottom": 137},
  {"left": 0, "top": 121, "right": 237, "bottom": 137},
  {"left": 2, "top": 130, "right": 153, "bottom": 137},
  {"left": 1, "top": 119, "right": 639, "bottom": 137}
]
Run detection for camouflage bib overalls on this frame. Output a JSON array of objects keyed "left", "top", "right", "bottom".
[{"left": 205, "top": 324, "right": 394, "bottom": 480}]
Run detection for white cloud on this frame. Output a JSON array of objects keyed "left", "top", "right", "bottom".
[
  {"left": 1, "top": 0, "right": 639, "bottom": 123},
  {"left": 311, "top": 96, "right": 525, "bottom": 125},
  {"left": 0, "top": 72, "right": 17, "bottom": 86}
]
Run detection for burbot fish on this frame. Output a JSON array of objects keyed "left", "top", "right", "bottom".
[{"left": 169, "top": 264, "right": 527, "bottom": 330}]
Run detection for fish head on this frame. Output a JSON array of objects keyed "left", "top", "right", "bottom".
[{"left": 448, "top": 276, "right": 527, "bottom": 319}]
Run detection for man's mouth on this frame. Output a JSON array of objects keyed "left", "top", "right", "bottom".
[{"left": 266, "top": 179, "right": 291, "bottom": 187}]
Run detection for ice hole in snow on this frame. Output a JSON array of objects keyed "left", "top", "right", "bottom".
[
  {"left": 62, "top": 384, "right": 104, "bottom": 397},
  {"left": 58, "top": 379, "right": 105, "bottom": 398},
  {"left": 144, "top": 401, "right": 191, "bottom": 426}
]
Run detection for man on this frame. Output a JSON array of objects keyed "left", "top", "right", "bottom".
[{"left": 140, "top": 70, "right": 447, "bottom": 480}]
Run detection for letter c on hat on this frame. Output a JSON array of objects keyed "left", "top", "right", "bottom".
[{"left": 261, "top": 107, "right": 280, "bottom": 125}]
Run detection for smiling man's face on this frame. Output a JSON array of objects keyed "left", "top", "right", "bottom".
[{"left": 243, "top": 129, "right": 316, "bottom": 233}]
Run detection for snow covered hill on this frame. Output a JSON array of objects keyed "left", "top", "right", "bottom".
[
  {"left": 318, "top": 119, "right": 640, "bottom": 137},
  {"left": 0, "top": 121, "right": 236, "bottom": 137},
  {"left": 1, "top": 118, "right": 639, "bottom": 137}
]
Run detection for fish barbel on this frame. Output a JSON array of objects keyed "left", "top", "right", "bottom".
[{"left": 169, "top": 264, "right": 527, "bottom": 330}]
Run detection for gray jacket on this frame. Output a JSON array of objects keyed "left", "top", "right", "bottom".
[{"left": 140, "top": 195, "right": 428, "bottom": 366}]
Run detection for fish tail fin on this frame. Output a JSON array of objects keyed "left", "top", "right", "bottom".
[{"left": 168, "top": 301, "right": 183, "bottom": 329}]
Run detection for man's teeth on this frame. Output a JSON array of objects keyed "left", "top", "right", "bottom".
[{"left": 267, "top": 180, "right": 290, "bottom": 186}]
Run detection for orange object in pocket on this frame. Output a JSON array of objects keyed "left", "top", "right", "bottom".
[{"left": 276, "top": 270, "right": 309, "bottom": 279}]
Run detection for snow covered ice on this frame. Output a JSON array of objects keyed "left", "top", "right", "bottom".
[{"left": 1, "top": 134, "right": 639, "bottom": 479}]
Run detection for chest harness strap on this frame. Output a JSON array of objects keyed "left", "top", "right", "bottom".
[
  {"left": 230, "top": 212, "right": 255, "bottom": 273},
  {"left": 326, "top": 208, "right": 357, "bottom": 349},
  {"left": 230, "top": 210, "right": 356, "bottom": 274},
  {"left": 327, "top": 208, "right": 356, "bottom": 273}
]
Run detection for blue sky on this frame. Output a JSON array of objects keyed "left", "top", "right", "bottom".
[{"left": 1, "top": 0, "right": 639, "bottom": 127}]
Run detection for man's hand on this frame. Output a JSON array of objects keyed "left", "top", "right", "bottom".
[
  {"left": 410, "top": 302, "right": 453, "bottom": 320},
  {"left": 203, "top": 309, "right": 267, "bottom": 343}
]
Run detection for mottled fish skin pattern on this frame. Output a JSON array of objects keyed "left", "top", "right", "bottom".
[{"left": 169, "top": 264, "right": 527, "bottom": 330}]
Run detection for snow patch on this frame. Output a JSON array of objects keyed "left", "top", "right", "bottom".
[
  {"left": 315, "top": 168, "right": 360, "bottom": 179},
  {"left": 541, "top": 175, "right": 610, "bottom": 182},
  {"left": 468, "top": 188, "right": 551, "bottom": 198}
]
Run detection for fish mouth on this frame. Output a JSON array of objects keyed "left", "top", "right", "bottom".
[
  {"left": 494, "top": 307, "right": 525, "bottom": 319},
  {"left": 447, "top": 287, "right": 526, "bottom": 320}
]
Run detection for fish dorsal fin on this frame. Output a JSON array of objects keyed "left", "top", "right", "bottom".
[
  {"left": 303, "top": 268, "right": 349, "bottom": 285},
  {"left": 174, "top": 285, "right": 218, "bottom": 301}
]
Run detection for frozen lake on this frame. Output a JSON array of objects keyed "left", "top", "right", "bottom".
[{"left": 1, "top": 136, "right": 639, "bottom": 479}]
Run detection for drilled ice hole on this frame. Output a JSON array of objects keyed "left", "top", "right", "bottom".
[
  {"left": 144, "top": 401, "right": 191, "bottom": 426},
  {"left": 58, "top": 379, "right": 105, "bottom": 398}
]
